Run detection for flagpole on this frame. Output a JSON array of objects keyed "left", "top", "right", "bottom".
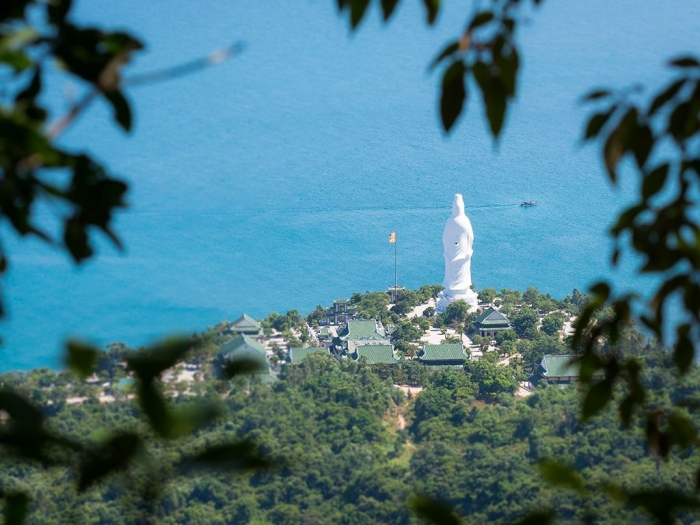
[
  {"left": 394, "top": 233, "right": 397, "bottom": 303},
  {"left": 389, "top": 231, "right": 398, "bottom": 302}
]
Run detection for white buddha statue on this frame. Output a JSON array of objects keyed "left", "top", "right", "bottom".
[{"left": 437, "top": 194, "right": 479, "bottom": 312}]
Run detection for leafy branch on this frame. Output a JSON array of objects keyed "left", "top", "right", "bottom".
[
  {"left": 0, "top": 338, "right": 272, "bottom": 522},
  {"left": 337, "top": 0, "right": 542, "bottom": 136}
]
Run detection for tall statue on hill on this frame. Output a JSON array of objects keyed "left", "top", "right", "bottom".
[{"left": 437, "top": 194, "right": 479, "bottom": 313}]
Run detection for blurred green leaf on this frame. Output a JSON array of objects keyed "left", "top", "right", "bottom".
[
  {"left": 673, "top": 324, "right": 694, "bottom": 375},
  {"left": 626, "top": 489, "right": 700, "bottom": 524},
  {"left": 380, "top": 0, "right": 399, "bottom": 20},
  {"left": 668, "top": 56, "right": 700, "bottom": 68},
  {"left": 127, "top": 337, "right": 193, "bottom": 381},
  {"left": 496, "top": 48, "right": 519, "bottom": 97},
  {"left": 104, "top": 89, "right": 132, "bottom": 132},
  {"left": 641, "top": 164, "right": 669, "bottom": 201},
  {"left": 4, "top": 492, "right": 28, "bottom": 525},
  {"left": 577, "top": 352, "right": 603, "bottom": 384},
  {"left": 582, "top": 379, "right": 613, "bottom": 421},
  {"left": 0, "top": 391, "right": 43, "bottom": 431},
  {"left": 649, "top": 79, "right": 685, "bottom": 114},
  {"left": 63, "top": 217, "right": 92, "bottom": 262},
  {"left": 350, "top": 0, "right": 370, "bottom": 28},
  {"left": 603, "top": 124, "right": 623, "bottom": 183},
  {"left": 645, "top": 414, "right": 669, "bottom": 458},
  {"left": 666, "top": 413, "right": 697, "bottom": 450},
  {"left": 137, "top": 380, "right": 171, "bottom": 438},
  {"left": 15, "top": 68, "right": 41, "bottom": 103},
  {"left": 468, "top": 12, "right": 494, "bottom": 30},
  {"left": 473, "top": 61, "right": 507, "bottom": 138},
  {"left": 138, "top": 377, "right": 223, "bottom": 439},
  {"left": 668, "top": 100, "right": 697, "bottom": 140},
  {"left": 409, "top": 495, "right": 463, "bottom": 525},
  {"left": 510, "top": 511, "right": 555, "bottom": 525},
  {"left": 421, "top": 0, "right": 440, "bottom": 25},
  {"left": 619, "top": 395, "right": 635, "bottom": 427},
  {"left": 589, "top": 282, "right": 610, "bottom": 300},
  {"left": 224, "top": 358, "right": 266, "bottom": 378},
  {"left": 632, "top": 124, "right": 653, "bottom": 168},
  {"left": 48, "top": 0, "right": 73, "bottom": 25},
  {"left": 188, "top": 440, "right": 272, "bottom": 472},
  {"left": 0, "top": 49, "right": 32, "bottom": 71},
  {"left": 166, "top": 402, "right": 224, "bottom": 439},
  {"left": 440, "top": 60, "right": 466, "bottom": 133},
  {"left": 65, "top": 340, "right": 99, "bottom": 378},
  {"left": 78, "top": 433, "right": 141, "bottom": 491},
  {"left": 583, "top": 89, "right": 611, "bottom": 101},
  {"left": 538, "top": 460, "right": 585, "bottom": 494},
  {"left": 429, "top": 41, "right": 459, "bottom": 71}
]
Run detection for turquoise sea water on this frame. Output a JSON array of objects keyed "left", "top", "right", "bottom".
[{"left": 2, "top": 1, "right": 699, "bottom": 371}]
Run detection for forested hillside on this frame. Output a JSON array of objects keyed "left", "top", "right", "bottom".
[{"left": 2, "top": 335, "right": 699, "bottom": 525}]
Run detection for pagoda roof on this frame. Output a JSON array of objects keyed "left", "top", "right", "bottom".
[
  {"left": 352, "top": 345, "right": 398, "bottom": 365},
  {"left": 475, "top": 307, "right": 511, "bottom": 326},
  {"left": 418, "top": 343, "right": 468, "bottom": 363},
  {"left": 337, "top": 320, "right": 386, "bottom": 341},
  {"left": 230, "top": 313, "right": 262, "bottom": 332},
  {"left": 220, "top": 334, "right": 267, "bottom": 365},
  {"left": 347, "top": 339, "right": 392, "bottom": 354},
  {"left": 538, "top": 354, "right": 579, "bottom": 378},
  {"left": 289, "top": 347, "right": 328, "bottom": 363}
]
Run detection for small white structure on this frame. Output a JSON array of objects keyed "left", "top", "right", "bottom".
[{"left": 437, "top": 194, "right": 479, "bottom": 312}]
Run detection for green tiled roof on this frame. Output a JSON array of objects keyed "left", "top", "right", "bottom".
[
  {"left": 347, "top": 338, "right": 391, "bottom": 354},
  {"left": 337, "top": 320, "right": 386, "bottom": 341},
  {"left": 419, "top": 344, "right": 467, "bottom": 362},
  {"left": 475, "top": 307, "right": 511, "bottom": 327},
  {"left": 539, "top": 354, "right": 579, "bottom": 378},
  {"left": 289, "top": 347, "right": 327, "bottom": 363},
  {"left": 352, "top": 345, "right": 398, "bottom": 365},
  {"left": 221, "top": 334, "right": 266, "bottom": 355},
  {"left": 230, "top": 313, "right": 262, "bottom": 332},
  {"left": 220, "top": 334, "right": 270, "bottom": 376}
]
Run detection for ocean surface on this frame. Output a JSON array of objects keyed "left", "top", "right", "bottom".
[{"left": 2, "top": 0, "right": 699, "bottom": 371}]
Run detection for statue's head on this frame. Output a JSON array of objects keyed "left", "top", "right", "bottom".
[{"left": 452, "top": 194, "right": 465, "bottom": 216}]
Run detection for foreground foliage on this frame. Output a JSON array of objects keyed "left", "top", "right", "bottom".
[{"left": 1, "top": 337, "right": 699, "bottom": 524}]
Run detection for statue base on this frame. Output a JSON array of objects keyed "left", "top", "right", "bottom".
[{"left": 436, "top": 290, "right": 479, "bottom": 313}]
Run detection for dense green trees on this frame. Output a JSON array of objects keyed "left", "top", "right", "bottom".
[
  {"left": 350, "top": 291, "right": 392, "bottom": 324},
  {"left": 541, "top": 312, "right": 567, "bottom": 336},
  {"left": 477, "top": 287, "right": 499, "bottom": 305},
  {"left": 1, "top": 327, "right": 698, "bottom": 524},
  {"left": 262, "top": 310, "right": 303, "bottom": 333},
  {"left": 511, "top": 306, "right": 539, "bottom": 339},
  {"left": 434, "top": 300, "right": 471, "bottom": 329},
  {"left": 306, "top": 305, "right": 326, "bottom": 327},
  {"left": 464, "top": 358, "right": 518, "bottom": 399},
  {"left": 391, "top": 320, "right": 423, "bottom": 354}
]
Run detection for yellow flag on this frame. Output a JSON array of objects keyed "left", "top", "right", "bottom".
[{"left": 389, "top": 232, "right": 396, "bottom": 244}]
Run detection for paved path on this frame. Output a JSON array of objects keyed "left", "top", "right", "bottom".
[
  {"left": 408, "top": 299, "right": 436, "bottom": 319},
  {"left": 516, "top": 385, "right": 533, "bottom": 398}
]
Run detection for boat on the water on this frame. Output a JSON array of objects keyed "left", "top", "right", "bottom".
[{"left": 520, "top": 201, "right": 537, "bottom": 207}]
